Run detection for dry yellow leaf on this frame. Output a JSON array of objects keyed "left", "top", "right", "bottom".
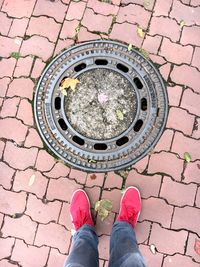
[
  {"left": 137, "top": 26, "right": 145, "bottom": 38},
  {"left": 60, "top": 78, "right": 80, "bottom": 91},
  {"left": 180, "top": 20, "right": 185, "bottom": 28}
]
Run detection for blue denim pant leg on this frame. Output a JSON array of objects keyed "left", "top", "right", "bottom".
[
  {"left": 109, "top": 221, "right": 147, "bottom": 267},
  {"left": 64, "top": 224, "right": 99, "bottom": 267}
]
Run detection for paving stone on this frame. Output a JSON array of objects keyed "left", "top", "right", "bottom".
[
  {"left": 0, "top": 186, "right": 26, "bottom": 215},
  {"left": 149, "top": 54, "right": 166, "bottom": 65},
  {"left": 27, "top": 16, "right": 61, "bottom": 43},
  {"left": 167, "top": 107, "right": 195, "bottom": 135},
  {"left": 0, "top": 97, "right": 20, "bottom": 118},
  {"left": 186, "top": 232, "right": 200, "bottom": 263},
  {"left": 54, "top": 39, "right": 75, "bottom": 56},
  {"left": 20, "top": 36, "right": 54, "bottom": 61},
  {"left": 66, "top": 1, "right": 86, "bottom": 20},
  {"left": 69, "top": 169, "right": 87, "bottom": 184},
  {"left": 167, "top": 85, "right": 183, "bottom": 107},
  {"left": 142, "top": 35, "right": 162, "bottom": 54},
  {"left": 171, "top": 65, "right": 200, "bottom": 94},
  {"left": 31, "top": 58, "right": 46, "bottom": 79},
  {"left": 192, "top": 47, "right": 200, "bottom": 71},
  {"left": 139, "top": 198, "right": 173, "bottom": 228},
  {"left": 0, "top": 213, "right": 3, "bottom": 228},
  {"left": 0, "top": 118, "right": 28, "bottom": 145},
  {"left": 195, "top": 187, "right": 200, "bottom": 208},
  {"left": 0, "top": 12, "right": 12, "bottom": 35},
  {"left": 191, "top": 0, "right": 200, "bottom": 5},
  {"left": 14, "top": 56, "right": 33, "bottom": 77},
  {"left": 17, "top": 99, "right": 34, "bottom": 126},
  {"left": 126, "top": 169, "right": 162, "bottom": 199},
  {"left": 47, "top": 177, "right": 82, "bottom": 201},
  {"left": 135, "top": 221, "right": 151, "bottom": 244},
  {"left": 101, "top": 189, "right": 122, "bottom": 213},
  {"left": 0, "top": 162, "right": 14, "bottom": 190},
  {"left": 0, "top": 36, "right": 21, "bottom": 56},
  {"left": 13, "top": 169, "right": 48, "bottom": 198},
  {"left": 35, "top": 150, "right": 56, "bottom": 172},
  {"left": 154, "top": 0, "right": 173, "bottom": 16},
  {"left": 84, "top": 186, "right": 101, "bottom": 209},
  {"left": 149, "top": 16, "right": 180, "bottom": 42},
  {"left": 9, "top": 18, "right": 29, "bottom": 38},
  {"left": 172, "top": 131, "right": 200, "bottom": 161},
  {"left": 24, "top": 128, "right": 43, "bottom": 148},
  {"left": 0, "top": 260, "right": 16, "bottom": 267},
  {"left": 121, "top": 0, "right": 155, "bottom": 10},
  {"left": 133, "top": 155, "right": 149, "bottom": 173},
  {"left": 154, "top": 129, "right": 174, "bottom": 152},
  {"left": 88, "top": 0, "right": 118, "bottom": 15},
  {"left": 110, "top": 22, "right": 143, "bottom": 47},
  {"left": 44, "top": 162, "right": 70, "bottom": 178},
  {"left": 139, "top": 244, "right": 164, "bottom": 267},
  {"left": 2, "top": 215, "right": 37, "bottom": 244},
  {"left": 58, "top": 202, "right": 73, "bottom": 230},
  {"left": 0, "top": 78, "right": 10, "bottom": 98},
  {"left": 163, "top": 254, "right": 199, "bottom": 267},
  {"left": 60, "top": 19, "right": 79, "bottom": 39},
  {"left": 181, "top": 88, "right": 200, "bottom": 116},
  {"left": 35, "top": 222, "right": 71, "bottom": 254},
  {"left": 4, "top": 142, "right": 38, "bottom": 170},
  {"left": 183, "top": 160, "right": 200, "bottom": 184},
  {"left": 7, "top": 78, "right": 34, "bottom": 100},
  {"left": 47, "top": 248, "right": 67, "bottom": 267},
  {"left": 2, "top": 0, "right": 36, "bottom": 18},
  {"left": 149, "top": 223, "right": 187, "bottom": 255},
  {"left": 26, "top": 194, "right": 61, "bottom": 224},
  {"left": 160, "top": 38, "right": 193, "bottom": 64},
  {"left": 0, "top": 141, "right": 5, "bottom": 159},
  {"left": 85, "top": 173, "right": 105, "bottom": 187},
  {"left": 82, "top": 8, "right": 113, "bottom": 33},
  {"left": 11, "top": 239, "right": 49, "bottom": 267},
  {"left": 96, "top": 212, "right": 115, "bottom": 236},
  {"left": 148, "top": 151, "right": 184, "bottom": 181},
  {"left": 98, "top": 235, "right": 110, "bottom": 260},
  {"left": 172, "top": 206, "right": 200, "bottom": 235},
  {"left": 104, "top": 172, "right": 123, "bottom": 189},
  {"left": 159, "top": 62, "right": 171, "bottom": 81},
  {"left": 78, "top": 27, "right": 100, "bottom": 42},
  {"left": 0, "top": 58, "right": 16, "bottom": 78},
  {"left": 181, "top": 25, "right": 200, "bottom": 46},
  {"left": 0, "top": 237, "right": 15, "bottom": 259},
  {"left": 33, "top": 0, "right": 67, "bottom": 23}
]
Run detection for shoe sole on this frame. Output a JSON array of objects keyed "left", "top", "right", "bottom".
[{"left": 118, "top": 186, "right": 141, "bottom": 225}]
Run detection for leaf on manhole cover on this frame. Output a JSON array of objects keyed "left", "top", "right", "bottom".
[
  {"left": 128, "top": 43, "right": 133, "bottom": 51},
  {"left": 88, "top": 159, "right": 97, "bottom": 163},
  {"left": 137, "top": 25, "right": 145, "bottom": 38},
  {"left": 95, "top": 199, "right": 112, "bottom": 221},
  {"left": 116, "top": 110, "right": 124, "bottom": 121},
  {"left": 184, "top": 152, "right": 191, "bottom": 163},
  {"left": 60, "top": 88, "right": 68, "bottom": 96},
  {"left": 90, "top": 174, "right": 97, "bottom": 180},
  {"left": 150, "top": 244, "right": 157, "bottom": 254},
  {"left": 28, "top": 174, "right": 36, "bottom": 186},
  {"left": 180, "top": 20, "right": 185, "bottom": 28},
  {"left": 60, "top": 78, "right": 80, "bottom": 91},
  {"left": 194, "top": 239, "right": 200, "bottom": 255}
]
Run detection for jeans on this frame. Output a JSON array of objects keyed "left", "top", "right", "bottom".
[{"left": 64, "top": 221, "right": 147, "bottom": 267}]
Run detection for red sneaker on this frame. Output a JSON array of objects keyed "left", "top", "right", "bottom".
[
  {"left": 70, "top": 189, "right": 94, "bottom": 231},
  {"left": 117, "top": 186, "right": 141, "bottom": 228}
]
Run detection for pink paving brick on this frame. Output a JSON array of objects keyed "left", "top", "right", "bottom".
[
  {"left": 0, "top": 162, "right": 15, "bottom": 190},
  {"left": 154, "top": 0, "right": 173, "bottom": 16},
  {"left": 172, "top": 206, "right": 200, "bottom": 235},
  {"left": 104, "top": 172, "right": 123, "bottom": 189},
  {"left": 183, "top": 160, "right": 200, "bottom": 184},
  {"left": 85, "top": 172, "right": 105, "bottom": 187},
  {"left": 98, "top": 235, "right": 110, "bottom": 260},
  {"left": 0, "top": 238, "right": 15, "bottom": 260},
  {"left": 20, "top": 36, "right": 54, "bottom": 62},
  {"left": 0, "top": 213, "right": 3, "bottom": 228},
  {"left": 11, "top": 239, "right": 49, "bottom": 267},
  {"left": 159, "top": 63, "right": 171, "bottom": 81},
  {"left": 0, "top": 36, "right": 21, "bottom": 57},
  {"left": 149, "top": 16, "right": 180, "bottom": 42},
  {"left": 117, "top": 4, "right": 151, "bottom": 28},
  {"left": 54, "top": 39, "right": 74, "bottom": 56},
  {"left": 2, "top": 215, "right": 37, "bottom": 244},
  {"left": 121, "top": 0, "right": 155, "bottom": 10},
  {"left": 24, "top": 128, "right": 43, "bottom": 148},
  {"left": 160, "top": 176, "right": 197, "bottom": 207},
  {"left": 47, "top": 177, "right": 82, "bottom": 202},
  {"left": 186, "top": 232, "right": 200, "bottom": 263},
  {"left": 0, "top": 260, "right": 17, "bottom": 267},
  {"left": 192, "top": 46, "right": 200, "bottom": 70},
  {"left": 17, "top": 99, "right": 34, "bottom": 126},
  {"left": 44, "top": 162, "right": 70, "bottom": 178},
  {"left": 167, "top": 85, "right": 183, "bottom": 107},
  {"left": 66, "top": 1, "right": 86, "bottom": 20},
  {"left": 181, "top": 26, "right": 200, "bottom": 46},
  {"left": 171, "top": 65, "right": 200, "bottom": 94},
  {"left": 148, "top": 151, "right": 184, "bottom": 181},
  {"left": 149, "top": 223, "right": 187, "bottom": 255},
  {"left": 125, "top": 169, "right": 162, "bottom": 199},
  {"left": 149, "top": 54, "right": 166, "bottom": 65},
  {"left": 163, "top": 253, "right": 199, "bottom": 267},
  {"left": 47, "top": 248, "right": 67, "bottom": 267},
  {"left": 9, "top": 18, "right": 29, "bottom": 38},
  {"left": 0, "top": 78, "right": 10, "bottom": 98},
  {"left": 0, "top": 118, "right": 28, "bottom": 145},
  {"left": 26, "top": 16, "right": 61, "bottom": 43},
  {"left": 13, "top": 169, "right": 48, "bottom": 198},
  {"left": 139, "top": 198, "right": 173, "bottom": 228},
  {"left": 181, "top": 88, "right": 200, "bottom": 116},
  {"left": 78, "top": 27, "right": 100, "bottom": 42},
  {"left": 0, "top": 186, "right": 26, "bottom": 215},
  {"left": 31, "top": 58, "right": 46, "bottom": 79},
  {"left": 33, "top": 0, "right": 68, "bottom": 23},
  {"left": 60, "top": 20, "right": 79, "bottom": 39},
  {"left": 139, "top": 244, "right": 164, "bottom": 267},
  {"left": 159, "top": 38, "right": 193, "bottom": 64},
  {"left": 171, "top": 131, "right": 200, "bottom": 161},
  {"left": 110, "top": 23, "right": 143, "bottom": 47},
  {"left": 167, "top": 107, "right": 195, "bottom": 135},
  {"left": 0, "top": 58, "right": 16, "bottom": 78},
  {"left": 2, "top": 0, "right": 36, "bottom": 18},
  {"left": 84, "top": 186, "right": 101, "bottom": 208},
  {"left": 82, "top": 9, "right": 113, "bottom": 33},
  {"left": 87, "top": 0, "right": 119, "bottom": 15},
  {"left": 58, "top": 202, "right": 73, "bottom": 230},
  {"left": 35, "top": 150, "right": 56, "bottom": 172},
  {"left": 14, "top": 56, "right": 33, "bottom": 77},
  {"left": 7, "top": 78, "right": 34, "bottom": 100},
  {"left": 35, "top": 222, "right": 71, "bottom": 254},
  {"left": 132, "top": 155, "right": 149, "bottom": 173},
  {"left": 0, "top": 141, "right": 5, "bottom": 159},
  {"left": 101, "top": 189, "right": 122, "bottom": 213},
  {"left": 69, "top": 169, "right": 87, "bottom": 184},
  {"left": 154, "top": 129, "right": 174, "bottom": 152},
  {"left": 142, "top": 35, "right": 162, "bottom": 55},
  {"left": 26, "top": 194, "right": 62, "bottom": 224},
  {"left": 195, "top": 187, "right": 200, "bottom": 208},
  {"left": 170, "top": 0, "right": 200, "bottom": 25},
  {"left": 96, "top": 212, "right": 115, "bottom": 236},
  {"left": 191, "top": 0, "right": 200, "bottom": 5},
  {"left": 0, "top": 12, "right": 12, "bottom": 35},
  {"left": 135, "top": 221, "right": 151, "bottom": 244},
  {"left": 0, "top": 97, "right": 20, "bottom": 118},
  {"left": 4, "top": 142, "right": 38, "bottom": 170}
]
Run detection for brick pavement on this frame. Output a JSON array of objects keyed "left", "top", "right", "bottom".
[{"left": 0, "top": 0, "right": 200, "bottom": 266}]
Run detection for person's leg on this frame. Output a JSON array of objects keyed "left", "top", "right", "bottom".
[
  {"left": 109, "top": 187, "right": 147, "bottom": 267},
  {"left": 64, "top": 189, "right": 99, "bottom": 267}
]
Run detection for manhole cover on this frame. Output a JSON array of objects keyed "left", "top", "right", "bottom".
[{"left": 34, "top": 40, "right": 168, "bottom": 172}]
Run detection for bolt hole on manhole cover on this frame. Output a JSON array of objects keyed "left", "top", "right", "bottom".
[{"left": 34, "top": 40, "right": 168, "bottom": 172}]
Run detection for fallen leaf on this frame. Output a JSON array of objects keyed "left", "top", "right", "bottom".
[
  {"left": 95, "top": 199, "right": 112, "bottom": 221},
  {"left": 90, "top": 174, "right": 97, "bottom": 180},
  {"left": 28, "top": 174, "right": 35, "bottom": 186},
  {"left": 139, "top": 48, "right": 149, "bottom": 59},
  {"left": 116, "top": 110, "right": 124, "bottom": 120},
  {"left": 194, "top": 239, "right": 200, "bottom": 255},
  {"left": 150, "top": 244, "right": 157, "bottom": 254},
  {"left": 128, "top": 43, "right": 133, "bottom": 51},
  {"left": 184, "top": 152, "right": 192, "bottom": 163},
  {"left": 88, "top": 159, "right": 97, "bottom": 163},
  {"left": 12, "top": 213, "right": 23, "bottom": 219},
  {"left": 180, "top": 20, "right": 185, "bottom": 28},
  {"left": 137, "top": 26, "right": 145, "bottom": 38},
  {"left": 60, "top": 88, "right": 68, "bottom": 96},
  {"left": 197, "top": 164, "right": 200, "bottom": 170},
  {"left": 60, "top": 78, "right": 80, "bottom": 91},
  {"left": 143, "top": 0, "right": 150, "bottom": 8}
]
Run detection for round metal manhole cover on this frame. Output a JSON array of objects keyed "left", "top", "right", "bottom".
[{"left": 34, "top": 40, "right": 168, "bottom": 172}]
